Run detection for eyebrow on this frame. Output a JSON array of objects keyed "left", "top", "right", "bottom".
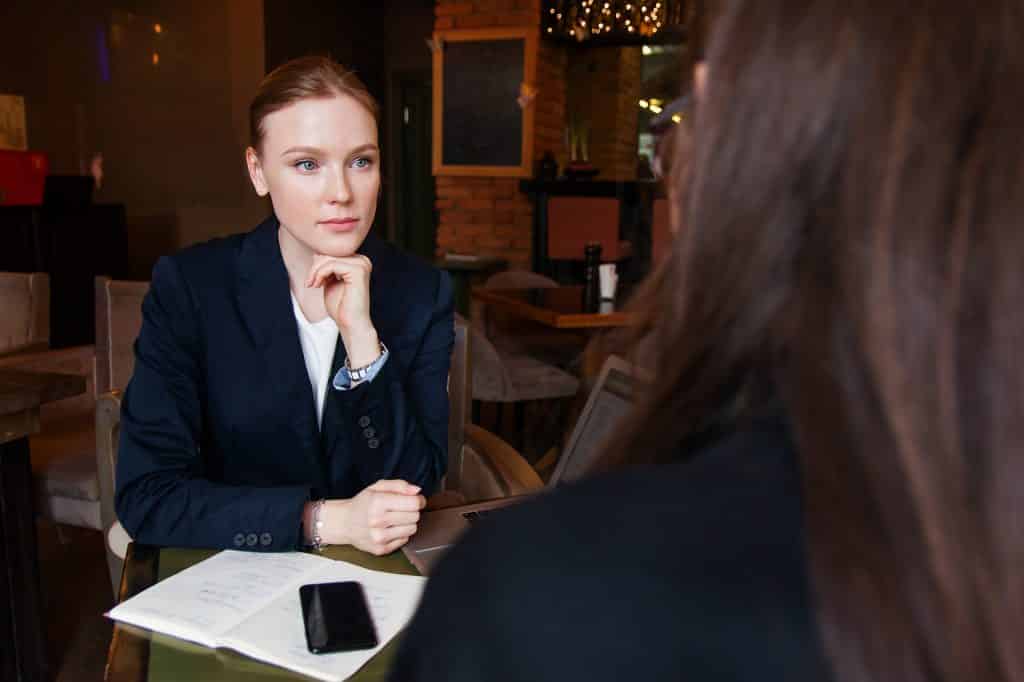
[{"left": 280, "top": 144, "right": 379, "bottom": 157}]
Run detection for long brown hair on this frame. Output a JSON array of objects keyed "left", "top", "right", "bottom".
[{"left": 606, "top": 0, "right": 1024, "bottom": 680}]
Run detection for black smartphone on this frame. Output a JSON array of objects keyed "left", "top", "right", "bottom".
[{"left": 299, "top": 581, "right": 379, "bottom": 654}]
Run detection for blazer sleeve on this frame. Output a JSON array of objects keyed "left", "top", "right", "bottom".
[
  {"left": 332, "top": 270, "right": 454, "bottom": 496},
  {"left": 115, "top": 256, "right": 310, "bottom": 551}
]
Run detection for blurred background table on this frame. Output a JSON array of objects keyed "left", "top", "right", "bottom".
[
  {"left": 471, "top": 286, "right": 638, "bottom": 330},
  {"left": 0, "top": 369, "right": 86, "bottom": 682},
  {"left": 435, "top": 254, "right": 507, "bottom": 317}
]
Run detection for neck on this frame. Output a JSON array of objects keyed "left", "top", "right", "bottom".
[{"left": 277, "top": 224, "right": 314, "bottom": 295}]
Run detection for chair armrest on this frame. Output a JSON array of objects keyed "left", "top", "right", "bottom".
[
  {"left": 459, "top": 423, "right": 544, "bottom": 502},
  {"left": 96, "top": 391, "right": 122, "bottom": 536}
]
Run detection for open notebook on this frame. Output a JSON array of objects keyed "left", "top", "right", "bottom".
[{"left": 107, "top": 550, "right": 425, "bottom": 682}]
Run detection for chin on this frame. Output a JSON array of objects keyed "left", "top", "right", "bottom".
[{"left": 315, "top": 231, "right": 369, "bottom": 258}]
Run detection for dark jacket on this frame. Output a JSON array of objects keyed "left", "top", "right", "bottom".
[
  {"left": 390, "top": 417, "right": 831, "bottom": 682},
  {"left": 115, "top": 216, "right": 453, "bottom": 551}
]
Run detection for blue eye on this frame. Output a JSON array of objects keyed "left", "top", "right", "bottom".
[
  {"left": 294, "top": 159, "right": 318, "bottom": 172},
  {"left": 352, "top": 157, "right": 372, "bottom": 169}
]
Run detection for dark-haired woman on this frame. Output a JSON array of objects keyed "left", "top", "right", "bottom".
[{"left": 391, "top": 1, "right": 1024, "bottom": 680}]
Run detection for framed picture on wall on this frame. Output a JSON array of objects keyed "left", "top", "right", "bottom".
[
  {"left": 0, "top": 95, "right": 28, "bottom": 151},
  {"left": 432, "top": 27, "right": 538, "bottom": 177}
]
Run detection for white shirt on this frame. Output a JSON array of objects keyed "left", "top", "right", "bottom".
[{"left": 291, "top": 293, "right": 339, "bottom": 426}]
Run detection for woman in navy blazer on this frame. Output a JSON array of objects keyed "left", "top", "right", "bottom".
[{"left": 115, "top": 57, "right": 452, "bottom": 556}]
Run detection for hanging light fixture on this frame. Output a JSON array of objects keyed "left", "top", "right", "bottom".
[{"left": 544, "top": 0, "right": 686, "bottom": 45}]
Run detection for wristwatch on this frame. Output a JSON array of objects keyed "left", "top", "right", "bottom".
[{"left": 333, "top": 341, "right": 389, "bottom": 390}]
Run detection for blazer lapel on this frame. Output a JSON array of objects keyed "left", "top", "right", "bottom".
[
  {"left": 235, "top": 217, "right": 326, "bottom": 492},
  {"left": 319, "top": 338, "right": 349, "bottom": 490}
]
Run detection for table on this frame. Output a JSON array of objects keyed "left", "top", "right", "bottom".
[
  {"left": 435, "top": 255, "right": 507, "bottom": 317},
  {"left": 105, "top": 543, "right": 421, "bottom": 682},
  {"left": 471, "top": 286, "right": 638, "bottom": 330},
  {"left": 0, "top": 369, "right": 87, "bottom": 682}
]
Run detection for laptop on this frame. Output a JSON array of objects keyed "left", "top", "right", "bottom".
[{"left": 404, "top": 355, "right": 637, "bottom": 574}]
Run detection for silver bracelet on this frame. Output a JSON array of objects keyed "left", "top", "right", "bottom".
[
  {"left": 344, "top": 341, "right": 388, "bottom": 382},
  {"left": 310, "top": 499, "right": 325, "bottom": 552}
]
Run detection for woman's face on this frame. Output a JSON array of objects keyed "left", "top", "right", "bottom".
[{"left": 246, "top": 93, "right": 380, "bottom": 258}]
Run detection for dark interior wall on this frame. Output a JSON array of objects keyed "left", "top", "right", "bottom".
[
  {"left": 0, "top": 1, "right": 106, "bottom": 176},
  {"left": 263, "top": 0, "right": 435, "bottom": 245},
  {"left": 0, "top": 0, "right": 267, "bottom": 278},
  {"left": 264, "top": 1, "right": 387, "bottom": 96}
]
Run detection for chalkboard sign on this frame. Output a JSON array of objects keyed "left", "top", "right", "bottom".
[{"left": 432, "top": 28, "right": 537, "bottom": 177}]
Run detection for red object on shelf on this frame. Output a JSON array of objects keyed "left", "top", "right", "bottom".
[{"left": 0, "top": 150, "right": 48, "bottom": 206}]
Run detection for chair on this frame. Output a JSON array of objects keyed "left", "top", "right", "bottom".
[
  {"left": 431, "top": 315, "right": 543, "bottom": 508},
  {"left": 93, "top": 277, "right": 149, "bottom": 594},
  {"left": 547, "top": 197, "right": 633, "bottom": 262},
  {"left": 0, "top": 271, "right": 103, "bottom": 531},
  {"left": 474, "top": 270, "right": 586, "bottom": 368},
  {"left": 438, "top": 315, "right": 472, "bottom": 499},
  {"left": 463, "top": 312, "right": 580, "bottom": 452},
  {"left": 0, "top": 344, "right": 99, "bottom": 528},
  {"left": 94, "top": 276, "right": 149, "bottom": 396},
  {"left": 0, "top": 271, "right": 49, "bottom": 356}
]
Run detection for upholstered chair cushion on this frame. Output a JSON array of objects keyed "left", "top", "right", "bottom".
[{"left": 0, "top": 272, "right": 49, "bottom": 355}]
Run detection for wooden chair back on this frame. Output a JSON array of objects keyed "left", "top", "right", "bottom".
[
  {"left": 447, "top": 315, "right": 472, "bottom": 492},
  {"left": 0, "top": 271, "right": 49, "bottom": 356},
  {"left": 547, "top": 197, "right": 626, "bottom": 260},
  {"left": 95, "top": 276, "right": 149, "bottom": 395}
]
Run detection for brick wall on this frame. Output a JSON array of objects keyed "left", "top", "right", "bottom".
[{"left": 433, "top": 0, "right": 567, "bottom": 268}]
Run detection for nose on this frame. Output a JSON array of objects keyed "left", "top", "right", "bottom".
[{"left": 328, "top": 166, "right": 352, "bottom": 205}]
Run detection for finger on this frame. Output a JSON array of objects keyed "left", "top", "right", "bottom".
[
  {"left": 372, "top": 535, "right": 412, "bottom": 556},
  {"left": 308, "top": 261, "right": 354, "bottom": 289},
  {"left": 306, "top": 260, "right": 351, "bottom": 288},
  {"left": 372, "top": 492, "right": 426, "bottom": 514},
  {"left": 374, "top": 510, "right": 420, "bottom": 528},
  {"left": 368, "top": 479, "right": 421, "bottom": 495},
  {"left": 307, "top": 257, "right": 372, "bottom": 288},
  {"left": 373, "top": 524, "right": 417, "bottom": 545}
]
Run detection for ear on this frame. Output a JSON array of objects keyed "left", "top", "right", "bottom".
[{"left": 245, "top": 147, "right": 269, "bottom": 197}]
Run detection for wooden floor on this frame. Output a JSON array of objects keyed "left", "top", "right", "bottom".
[{"left": 36, "top": 520, "right": 114, "bottom": 682}]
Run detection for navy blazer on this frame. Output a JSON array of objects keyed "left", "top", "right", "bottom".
[{"left": 115, "top": 217, "right": 454, "bottom": 551}]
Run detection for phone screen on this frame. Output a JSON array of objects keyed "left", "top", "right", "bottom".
[{"left": 299, "top": 581, "right": 379, "bottom": 654}]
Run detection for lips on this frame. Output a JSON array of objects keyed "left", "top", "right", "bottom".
[{"left": 318, "top": 217, "right": 359, "bottom": 233}]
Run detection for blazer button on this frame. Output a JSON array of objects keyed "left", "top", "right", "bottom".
[
  {"left": 259, "top": 532, "right": 272, "bottom": 547},
  {"left": 358, "top": 416, "right": 371, "bottom": 428},
  {"left": 246, "top": 533, "right": 258, "bottom": 547},
  {"left": 367, "top": 438, "right": 380, "bottom": 449},
  {"left": 233, "top": 533, "right": 246, "bottom": 548},
  {"left": 363, "top": 427, "right": 376, "bottom": 439}
]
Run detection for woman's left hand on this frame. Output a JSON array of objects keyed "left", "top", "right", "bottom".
[{"left": 307, "top": 255, "right": 381, "bottom": 367}]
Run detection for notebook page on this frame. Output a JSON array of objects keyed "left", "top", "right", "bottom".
[
  {"left": 217, "top": 561, "right": 427, "bottom": 682},
  {"left": 107, "top": 550, "right": 331, "bottom": 648}
]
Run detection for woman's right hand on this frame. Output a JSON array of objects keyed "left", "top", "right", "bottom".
[{"left": 318, "top": 480, "right": 425, "bottom": 555}]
